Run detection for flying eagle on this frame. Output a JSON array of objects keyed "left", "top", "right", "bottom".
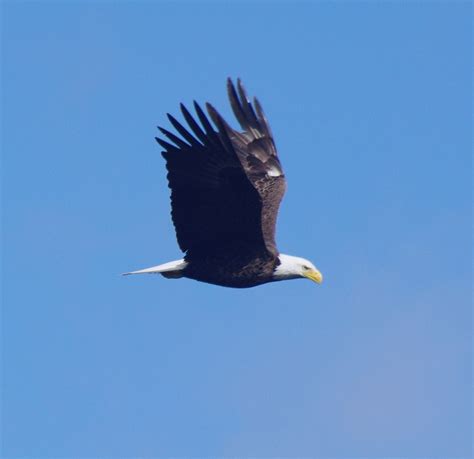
[{"left": 125, "top": 79, "right": 322, "bottom": 288}]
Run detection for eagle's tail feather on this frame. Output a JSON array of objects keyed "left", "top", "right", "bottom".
[{"left": 122, "top": 258, "right": 188, "bottom": 278}]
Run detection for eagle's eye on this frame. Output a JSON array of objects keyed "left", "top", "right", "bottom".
[{"left": 303, "top": 265, "right": 310, "bottom": 270}]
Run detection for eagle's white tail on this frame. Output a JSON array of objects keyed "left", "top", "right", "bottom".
[{"left": 123, "top": 259, "right": 188, "bottom": 278}]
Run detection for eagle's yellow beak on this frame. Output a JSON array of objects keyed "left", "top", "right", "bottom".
[{"left": 304, "top": 268, "right": 323, "bottom": 284}]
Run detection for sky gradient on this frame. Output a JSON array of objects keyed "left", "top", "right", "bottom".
[{"left": 2, "top": 1, "right": 472, "bottom": 457}]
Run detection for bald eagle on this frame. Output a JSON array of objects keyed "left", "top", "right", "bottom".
[{"left": 125, "top": 79, "right": 322, "bottom": 288}]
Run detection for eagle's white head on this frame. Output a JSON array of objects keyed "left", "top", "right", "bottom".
[{"left": 273, "top": 254, "right": 323, "bottom": 284}]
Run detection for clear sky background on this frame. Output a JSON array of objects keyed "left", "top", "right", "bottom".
[{"left": 2, "top": 1, "right": 472, "bottom": 458}]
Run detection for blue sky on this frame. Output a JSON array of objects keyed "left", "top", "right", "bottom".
[{"left": 2, "top": 1, "right": 471, "bottom": 457}]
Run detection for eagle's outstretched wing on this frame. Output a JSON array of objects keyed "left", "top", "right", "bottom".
[{"left": 157, "top": 78, "right": 286, "bottom": 257}]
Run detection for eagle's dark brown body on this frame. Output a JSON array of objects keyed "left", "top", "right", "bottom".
[{"left": 182, "top": 249, "right": 281, "bottom": 288}]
